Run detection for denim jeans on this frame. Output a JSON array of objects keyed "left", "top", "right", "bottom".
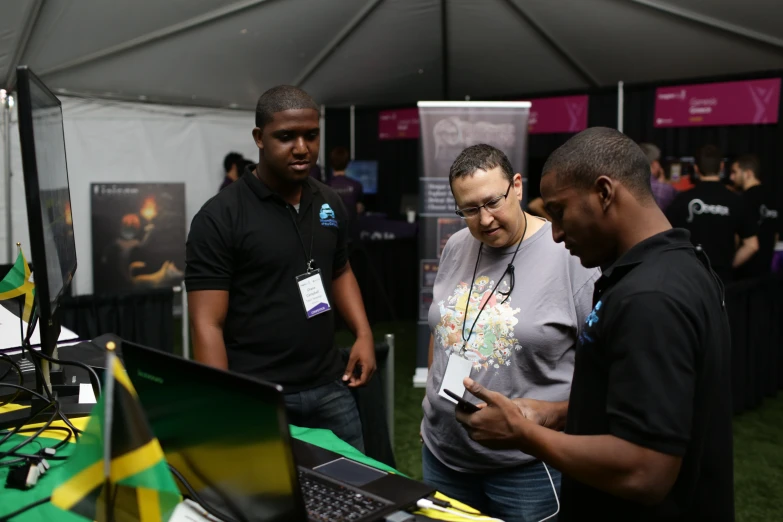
[
  {"left": 422, "top": 444, "right": 561, "bottom": 522},
  {"left": 284, "top": 379, "right": 364, "bottom": 453}
]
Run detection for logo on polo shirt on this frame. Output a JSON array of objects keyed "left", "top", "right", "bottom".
[
  {"left": 760, "top": 204, "right": 778, "bottom": 224},
  {"left": 319, "top": 203, "right": 338, "bottom": 228},
  {"left": 687, "top": 198, "right": 729, "bottom": 223},
  {"left": 579, "top": 300, "right": 602, "bottom": 345}
]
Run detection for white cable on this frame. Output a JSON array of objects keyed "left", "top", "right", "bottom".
[
  {"left": 416, "top": 499, "right": 505, "bottom": 522},
  {"left": 537, "top": 461, "right": 560, "bottom": 522}
]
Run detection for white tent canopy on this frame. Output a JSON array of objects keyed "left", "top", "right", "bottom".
[{"left": 3, "top": 0, "right": 783, "bottom": 109}]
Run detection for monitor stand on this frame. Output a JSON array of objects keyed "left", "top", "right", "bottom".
[{"left": 25, "top": 367, "right": 96, "bottom": 426}]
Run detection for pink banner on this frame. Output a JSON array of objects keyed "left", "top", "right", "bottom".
[
  {"left": 654, "top": 78, "right": 781, "bottom": 128},
  {"left": 527, "top": 95, "right": 589, "bottom": 134},
  {"left": 379, "top": 108, "right": 420, "bottom": 140}
]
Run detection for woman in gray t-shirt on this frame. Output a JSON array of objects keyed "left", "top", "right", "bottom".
[{"left": 421, "top": 145, "right": 598, "bottom": 521}]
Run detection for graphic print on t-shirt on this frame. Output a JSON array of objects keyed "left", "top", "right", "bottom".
[{"left": 434, "top": 275, "right": 521, "bottom": 372}]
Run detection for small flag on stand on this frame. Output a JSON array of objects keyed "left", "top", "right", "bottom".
[
  {"left": 0, "top": 244, "right": 35, "bottom": 323},
  {"left": 51, "top": 341, "right": 182, "bottom": 522}
]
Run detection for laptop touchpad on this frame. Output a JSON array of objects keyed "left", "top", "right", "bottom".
[{"left": 313, "top": 458, "right": 387, "bottom": 487}]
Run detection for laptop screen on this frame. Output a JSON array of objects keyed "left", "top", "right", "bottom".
[{"left": 121, "top": 342, "right": 306, "bottom": 522}]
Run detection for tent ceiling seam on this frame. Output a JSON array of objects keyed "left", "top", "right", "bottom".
[
  {"left": 36, "top": 0, "right": 279, "bottom": 78},
  {"left": 501, "top": 0, "right": 600, "bottom": 88},
  {"left": 626, "top": 0, "right": 783, "bottom": 52},
  {"left": 3, "top": 0, "right": 45, "bottom": 90},
  {"left": 292, "top": 0, "right": 386, "bottom": 88}
]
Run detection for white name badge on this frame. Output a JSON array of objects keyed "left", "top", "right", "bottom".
[
  {"left": 438, "top": 354, "right": 473, "bottom": 404},
  {"left": 296, "top": 269, "right": 332, "bottom": 319}
]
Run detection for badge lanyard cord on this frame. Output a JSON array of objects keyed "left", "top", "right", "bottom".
[
  {"left": 459, "top": 212, "right": 527, "bottom": 356},
  {"left": 287, "top": 202, "right": 316, "bottom": 273}
]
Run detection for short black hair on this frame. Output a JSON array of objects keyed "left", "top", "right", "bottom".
[
  {"left": 449, "top": 144, "right": 514, "bottom": 185},
  {"left": 255, "top": 85, "right": 319, "bottom": 129},
  {"left": 223, "top": 152, "right": 245, "bottom": 173},
  {"left": 541, "top": 127, "right": 652, "bottom": 198},
  {"left": 695, "top": 144, "right": 723, "bottom": 176},
  {"left": 733, "top": 154, "right": 760, "bottom": 181},
  {"left": 330, "top": 146, "right": 350, "bottom": 171}
]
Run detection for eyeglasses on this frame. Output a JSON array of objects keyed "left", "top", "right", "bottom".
[{"left": 455, "top": 182, "right": 513, "bottom": 219}]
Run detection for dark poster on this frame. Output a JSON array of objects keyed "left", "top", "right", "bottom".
[{"left": 91, "top": 183, "right": 185, "bottom": 293}]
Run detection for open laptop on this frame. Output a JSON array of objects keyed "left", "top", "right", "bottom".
[{"left": 120, "top": 340, "right": 434, "bottom": 522}]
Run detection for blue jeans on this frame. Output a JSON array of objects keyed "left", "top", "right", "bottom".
[
  {"left": 422, "top": 444, "right": 560, "bottom": 522},
  {"left": 284, "top": 380, "right": 364, "bottom": 453}
]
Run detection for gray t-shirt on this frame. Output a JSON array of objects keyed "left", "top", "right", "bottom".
[{"left": 421, "top": 220, "right": 599, "bottom": 472}]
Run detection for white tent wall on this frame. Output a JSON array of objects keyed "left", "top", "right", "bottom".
[{"left": 7, "top": 96, "right": 257, "bottom": 296}]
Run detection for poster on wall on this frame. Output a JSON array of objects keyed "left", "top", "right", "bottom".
[
  {"left": 654, "top": 78, "right": 781, "bottom": 128},
  {"left": 379, "top": 108, "right": 420, "bottom": 140},
  {"left": 91, "top": 183, "right": 186, "bottom": 294},
  {"left": 527, "top": 95, "right": 589, "bottom": 134},
  {"left": 414, "top": 101, "right": 531, "bottom": 386}
]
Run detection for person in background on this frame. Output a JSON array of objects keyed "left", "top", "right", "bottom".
[
  {"left": 526, "top": 196, "right": 551, "bottom": 220},
  {"left": 730, "top": 154, "right": 779, "bottom": 279},
  {"left": 666, "top": 144, "right": 758, "bottom": 284},
  {"left": 186, "top": 85, "right": 375, "bottom": 451},
  {"left": 456, "top": 128, "right": 734, "bottom": 522},
  {"left": 219, "top": 152, "right": 246, "bottom": 191},
  {"left": 638, "top": 143, "right": 677, "bottom": 211},
  {"left": 422, "top": 144, "right": 599, "bottom": 521},
  {"left": 328, "top": 146, "right": 364, "bottom": 241}
]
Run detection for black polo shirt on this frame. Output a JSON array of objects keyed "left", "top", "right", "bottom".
[
  {"left": 185, "top": 165, "right": 349, "bottom": 392},
  {"left": 735, "top": 184, "right": 778, "bottom": 279},
  {"left": 666, "top": 181, "right": 756, "bottom": 283},
  {"left": 560, "top": 229, "right": 734, "bottom": 522}
]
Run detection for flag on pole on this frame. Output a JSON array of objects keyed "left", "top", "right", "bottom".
[
  {"left": 51, "top": 341, "right": 182, "bottom": 522},
  {"left": 0, "top": 245, "right": 35, "bottom": 323}
]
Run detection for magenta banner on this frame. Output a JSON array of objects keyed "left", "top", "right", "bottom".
[
  {"left": 379, "top": 108, "right": 420, "bottom": 140},
  {"left": 526, "top": 95, "right": 589, "bottom": 134},
  {"left": 655, "top": 78, "right": 781, "bottom": 128}
]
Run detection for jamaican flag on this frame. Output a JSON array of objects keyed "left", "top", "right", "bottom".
[
  {"left": 51, "top": 343, "right": 181, "bottom": 522},
  {"left": 0, "top": 247, "right": 35, "bottom": 323}
]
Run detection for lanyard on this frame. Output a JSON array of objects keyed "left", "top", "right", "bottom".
[
  {"left": 287, "top": 203, "right": 316, "bottom": 272},
  {"left": 460, "top": 212, "right": 527, "bottom": 355}
]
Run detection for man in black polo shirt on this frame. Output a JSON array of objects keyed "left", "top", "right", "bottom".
[
  {"left": 185, "top": 85, "right": 375, "bottom": 451},
  {"left": 455, "top": 128, "right": 734, "bottom": 521},
  {"left": 730, "top": 154, "right": 779, "bottom": 279},
  {"left": 666, "top": 144, "right": 758, "bottom": 284}
]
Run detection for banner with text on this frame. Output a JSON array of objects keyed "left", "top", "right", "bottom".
[
  {"left": 379, "top": 108, "right": 420, "bottom": 140},
  {"left": 527, "top": 95, "right": 589, "bottom": 134},
  {"left": 413, "top": 102, "right": 531, "bottom": 384},
  {"left": 654, "top": 78, "right": 781, "bottom": 128}
]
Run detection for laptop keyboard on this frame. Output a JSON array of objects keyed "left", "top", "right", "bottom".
[{"left": 298, "top": 469, "right": 388, "bottom": 521}]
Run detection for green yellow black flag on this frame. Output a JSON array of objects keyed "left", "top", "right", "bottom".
[
  {"left": 0, "top": 245, "right": 35, "bottom": 323},
  {"left": 51, "top": 342, "right": 181, "bottom": 522}
]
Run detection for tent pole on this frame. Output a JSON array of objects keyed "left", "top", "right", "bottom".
[
  {"left": 617, "top": 81, "right": 624, "bottom": 133},
  {"left": 319, "top": 105, "right": 326, "bottom": 181},
  {"left": 350, "top": 105, "right": 356, "bottom": 160},
  {"left": 3, "top": 95, "right": 11, "bottom": 263},
  {"left": 440, "top": 0, "right": 449, "bottom": 100}
]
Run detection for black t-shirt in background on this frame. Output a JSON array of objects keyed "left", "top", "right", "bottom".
[
  {"left": 561, "top": 229, "right": 734, "bottom": 521},
  {"left": 735, "top": 184, "right": 778, "bottom": 279},
  {"left": 666, "top": 181, "right": 757, "bottom": 283},
  {"left": 185, "top": 166, "right": 350, "bottom": 392}
]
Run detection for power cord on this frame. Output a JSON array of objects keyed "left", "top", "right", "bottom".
[
  {"left": 167, "top": 463, "right": 241, "bottom": 522},
  {"left": 0, "top": 354, "right": 23, "bottom": 407},
  {"left": 0, "top": 496, "right": 51, "bottom": 521}
]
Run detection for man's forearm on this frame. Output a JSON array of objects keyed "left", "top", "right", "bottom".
[
  {"left": 547, "top": 401, "right": 569, "bottom": 431},
  {"left": 733, "top": 239, "right": 759, "bottom": 267},
  {"left": 333, "top": 264, "right": 372, "bottom": 340},
  {"left": 516, "top": 424, "right": 675, "bottom": 505},
  {"left": 191, "top": 324, "right": 229, "bottom": 370}
]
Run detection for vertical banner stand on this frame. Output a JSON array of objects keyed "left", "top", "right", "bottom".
[{"left": 412, "top": 101, "right": 532, "bottom": 387}]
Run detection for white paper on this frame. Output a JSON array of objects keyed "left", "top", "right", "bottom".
[
  {"left": 78, "top": 383, "right": 97, "bottom": 404},
  {"left": 438, "top": 354, "right": 474, "bottom": 403}
]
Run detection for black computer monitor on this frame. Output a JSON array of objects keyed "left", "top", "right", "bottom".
[{"left": 15, "top": 66, "right": 77, "bottom": 383}]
